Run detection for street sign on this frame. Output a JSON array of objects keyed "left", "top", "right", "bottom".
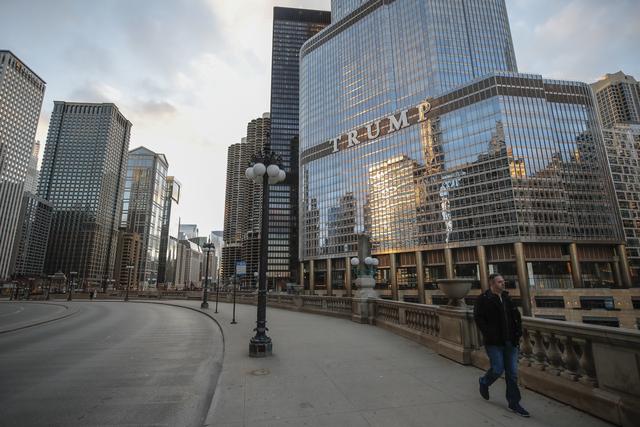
[{"left": 236, "top": 261, "right": 247, "bottom": 276}]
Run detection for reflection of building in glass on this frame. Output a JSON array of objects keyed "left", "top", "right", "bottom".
[
  {"left": 158, "top": 176, "right": 181, "bottom": 286},
  {"left": 0, "top": 51, "right": 46, "bottom": 280},
  {"left": 39, "top": 102, "right": 131, "bottom": 288},
  {"left": 367, "top": 156, "right": 419, "bottom": 251},
  {"left": 114, "top": 230, "right": 141, "bottom": 290},
  {"left": 298, "top": 1, "right": 630, "bottom": 321},
  {"left": 24, "top": 141, "right": 40, "bottom": 195},
  {"left": 268, "top": 7, "right": 330, "bottom": 286},
  {"left": 327, "top": 193, "right": 357, "bottom": 254},
  {"left": 118, "top": 147, "right": 168, "bottom": 288}
]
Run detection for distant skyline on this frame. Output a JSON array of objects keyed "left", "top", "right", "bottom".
[{"left": 2, "top": 0, "right": 638, "bottom": 235}]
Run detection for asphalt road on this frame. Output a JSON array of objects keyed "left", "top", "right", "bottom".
[
  {"left": 0, "top": 301, "right": 67, "bottom": 331},
  {"left": 0, "top": 301, "right": 223, "bottom": 427}
]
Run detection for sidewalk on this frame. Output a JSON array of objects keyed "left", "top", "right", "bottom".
[{"left": 161, "top": 300, "right": 610, "bottom": 427}]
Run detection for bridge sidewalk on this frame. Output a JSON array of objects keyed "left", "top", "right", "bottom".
[{"left": 164, "top": 300, "right": 610, "bottom": 427}]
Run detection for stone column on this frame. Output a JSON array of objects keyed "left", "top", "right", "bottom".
[
  {"left": 326, "top": 258, "right": 333, "bottom": 296},
  {"left": 390, "top": 253, "right": 398, "bottom": 300},
  {"left": 444, "top": 248, "right": 454, "bottom": 279},
  {"left": 416, "top": 250, "right": 425, "bottom": 304},
  {"left": 569, "top": 243, "right": 583, "bottom": 288},
  {"left": 345, "top": 256, "right": 352, "bottom": 296},
  {"left": 309, "top": 259, "right": 315, "bottom": 293},
  {"left": 617, "top": 244, "right": 633, "bottom": 288},
  {"left": 612, "top": 258, "right": 623, "bottom": 288},
  {"left": 477, "top": 245, "right": 489, "bottom": 291},
  {"left": 514, "top": 242, "right": 532, "bottom": 316}
]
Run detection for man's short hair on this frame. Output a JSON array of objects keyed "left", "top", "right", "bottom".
[{"left": 489, "top": 273, "right": 503, "bottom": 282}]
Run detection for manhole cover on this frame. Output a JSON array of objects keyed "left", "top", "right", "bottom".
[{"left": 250, "top": 368, "right": 270, "bottom": 376}]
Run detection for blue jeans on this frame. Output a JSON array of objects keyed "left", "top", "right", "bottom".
[{"left": 480, "top": 341, "right": 521, "bottom": 405}]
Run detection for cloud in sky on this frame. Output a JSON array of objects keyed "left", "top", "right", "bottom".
[{"left": 1, "top": 0, "right": 638, "bottom": 235}]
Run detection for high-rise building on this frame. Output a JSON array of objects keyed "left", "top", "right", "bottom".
[
  {"left": 299, "top": 0, "right": 628, "bottom": 320},
  {"left": 113, "top": 229, "right": 141, "bottom": 290},
  {"left": 24, "top": 141, "right": 40, "bottom": 194},
  {"left": 9, "top": 193, "right": 52, "bottom": 277},
  {"left": 176, "top": 239, "right": 202, "bottom": 288},
  {"left": 39, "top": 102, "right": 131, "bottom": 288},
  {"left": 592, "top": 72, "right": 640, "bottom": 286},
  {"left": 209, "top": 230, "right": 224, "bottom": 281},
  {"left": 0, "top": 51, "right": 46, "bottom": 280},
  {"left": 592, "top": 71, "right": 640, "bottom": 129},
  {"left": 158, "top": 176, "right": 181, "bottom": 286},
  {"left": 222, "top": 114, "right": 270, "bottom": 285},
  {"left": 268, "top": 8, "right": 331, "bottom": 286},
  {"left": 118, "top": 147, "right": 168, "bottom": 288}
]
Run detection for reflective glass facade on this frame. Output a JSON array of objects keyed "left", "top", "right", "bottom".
[
  {"left": 299, "top": 0, "right": 627, "bottom": 301},
  {"left": 158, "top": 176, "right": 181, "bottom": 285},
  {"left": 120, "top": 147, "right": 168, "bottom": 287},
  {"left": 269, "top": 7, "right": 330, "bottom": 283}
]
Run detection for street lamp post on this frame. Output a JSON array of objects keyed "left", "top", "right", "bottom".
[
  {"left": 202, "top": 242, "right": 214, "bottom": 309},
  {"left": 125, "top": 265, "right": 134, "bottom": 302},
  {"left": 67, "top": 272, "right": 77, "bottom": 301},
  {"left": 245, "top": 150, "right": 286, "bottom": 357}
]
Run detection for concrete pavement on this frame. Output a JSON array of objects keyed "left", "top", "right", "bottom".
[{"left": 168, "top": 300, "right": 610, "bottom": 427}]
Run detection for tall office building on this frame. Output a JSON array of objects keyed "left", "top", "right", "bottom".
[
  {"left": 118, "top": 147, "right": 168, "bottom": 288},
  {"left": 299, "top": 0, "right": 627, "bottom": 318},
  {"left": 10, "top": 193, "right": 52, "bottom": 277},
  {"left": 158, "top": 176, "right": 181, "bottom": 286},
  {"left": 0, "top": 51, "right": 46, "bottom": 280},
  {"left": 592, "top": 72, "right": 640, "bottom": 129},
  {"left": 222, "top": 114, "right": 270, "bottom": 285},
  {"left": 592, "top": 72, "right": 640, "bottom": 286},
  {"left": 209, "top": 230, "right": 224, "bottom": 281},
  {"left": 24, "top": 141, "right": 40, "bottom": 194},
  {"left": 268, "top": 7, "right": 331, "bottom": 286},
  {"left": 179, "top": 224, "right": 199, "bottom": 240},
  {"left": 39, "top": 102, "right": 131, "bottom": 288}
]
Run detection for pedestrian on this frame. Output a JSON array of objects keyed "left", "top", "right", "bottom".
[{"left": 473, "top": 273, "right": 530, "bottom": 417}]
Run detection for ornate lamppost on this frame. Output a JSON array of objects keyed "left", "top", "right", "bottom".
[
  {"left": 245, "top": 150, "right": 286, "bottom": 357},
  {"left": 202, "top": 242, "right": 214, "bottom": 309},
  {"left": 350, "top": 234, "right": 379, "bottom": 299}
]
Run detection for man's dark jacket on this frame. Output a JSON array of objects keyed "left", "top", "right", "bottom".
[{"left": 473, "top": 289, "right": 522, "bottom": 346}]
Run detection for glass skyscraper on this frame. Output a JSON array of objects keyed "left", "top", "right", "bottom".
[
  {"left": 39, "top": 102, "right": 131, "bottom": 288},
  {"left": 119, "top": 146, "right": 168, "bottom": 288},
  {"left": 299, "top": 0, "right": 629, "bottom": 313},
  {"left": 268, "top": 7, "right": 331, "bottom": 286}
]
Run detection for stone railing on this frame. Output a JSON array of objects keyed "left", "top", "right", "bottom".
[{"left": 516, "top": 317, "right": 640, "bottom": 426}]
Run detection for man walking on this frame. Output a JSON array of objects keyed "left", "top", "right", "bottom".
[{"left": 474, "top": 273, "right": 529, "bottom": 417}]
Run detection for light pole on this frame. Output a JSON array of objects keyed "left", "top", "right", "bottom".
[
  {"left": 67, "top": 272, "right": 77, "bottom": 301},
  {"left": 202, "top": 242, "right": 214, "bottom": 309},
  {"left": 125, "top": 265, "right": 134, "bottom": 302},
  {"left": 350, "top": 234, "right": 379, "bottom": 299},
  {"left": 245, "top": 150, "right": 286, "bottom": 357}
]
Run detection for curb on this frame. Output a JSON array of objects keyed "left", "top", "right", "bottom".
[{"left": 0, "top": 301, "right": 80, "bottom": 334}]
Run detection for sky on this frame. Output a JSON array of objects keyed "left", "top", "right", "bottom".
[{"left": 2, "top": 0, "right": 639, "bottom": 236}]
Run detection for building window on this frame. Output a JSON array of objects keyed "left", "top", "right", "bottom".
[
  {"left": 535, "top": 296, "right": 565, "bottom": 309},
  {"left": 582, "top": 316, "right": 620, "bottom": 328},
  {"left": 580, "top": 296, "right": 615, "bottom": 310}
]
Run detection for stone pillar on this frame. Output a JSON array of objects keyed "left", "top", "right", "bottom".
[
  {"left": 569, "top": 243, "right": 583, "bottom": 288},
  {"left": 514, "top": 242, "right": 532, "bottom": 316},
  {"left": 612, "top": 258, "right": 623, "bottom": 288},
  {"left": 617, "top": 244, "right": 633, "bottom": 288},
  {"left": 390, "top": 253, "right": 398, "bottom": 300},
  {"left": 345, "top": 256, "right": 352, "bottom": 296},
  {"left": 444, "top": 248, "right": 454, "bottom": 279},
  {"left": 326, "top": 258, "right": 333, "bottom": 296},
  {"left": 416, "top": 250, "right": 425, "bottom": 304},
  {"left": 309, "top": 259, "right": 315, "bottom": 293},
  {"left": 477, "top": 245, "right": 489, "bottom": 291}
]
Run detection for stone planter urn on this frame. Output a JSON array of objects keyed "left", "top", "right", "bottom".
[{"left": 436, "top": 278, "right": 474, "bottom": 308}]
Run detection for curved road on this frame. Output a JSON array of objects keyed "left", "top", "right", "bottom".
[
  {"left": 0, "top": 301, "right": 223, "bottom": 427},
  {"left": 0, "top": 301, "right": 68, "bottom": 331}
]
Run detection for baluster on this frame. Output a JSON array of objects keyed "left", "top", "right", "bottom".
[
  {"left": 520, "top": 328, "right": 533, "bottom": 367},
  {"left": 575, "top": 338, "right": 598, "bottom": 387},
  {"left": 560, "top": 335, "right": 579, "bottom": 381},
  {"left": 531, "top": 330, "right": 548, "bottom": 370},
  {"left": 544, "top": 333, "right": 563, "bottom": 375}
]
